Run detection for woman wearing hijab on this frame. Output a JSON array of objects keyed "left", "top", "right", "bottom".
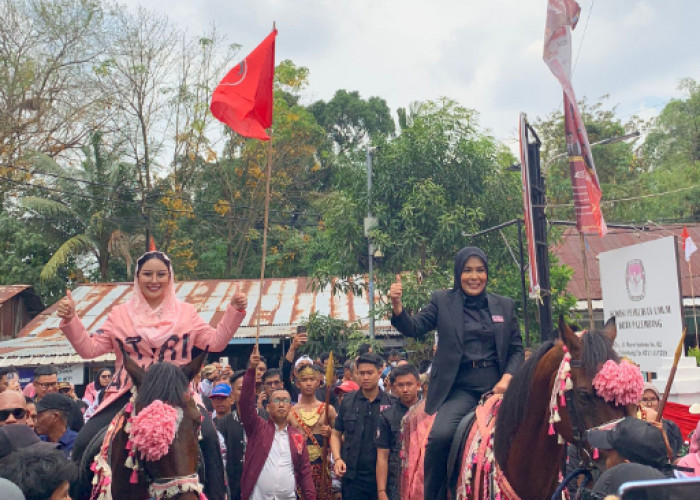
[
  {"left": 390, "top": 246, "right": 524, "bottom": 500},
  {"left": 56, "top": 250, "right": 247, "bottom": 498},
  {"left": 82, "top": 367, "right": 112, "bottom": 405}
]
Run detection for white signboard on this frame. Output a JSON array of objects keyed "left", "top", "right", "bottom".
[
  {"left": 56, "top": 364, "right": 84, "bottom": 385},
  {"left": 599, "top": 236, "right": 683, "bottom": 372}
]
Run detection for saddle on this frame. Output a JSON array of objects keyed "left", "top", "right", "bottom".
[{"left": 449, "top": 394, "right": 522, "bottom": 500}]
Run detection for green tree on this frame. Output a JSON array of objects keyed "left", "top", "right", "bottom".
[
  {"left": 637, "top": 78, "right": 700, "bottom": 222},
  {"left": 535, "top": 96, "right": 642, "bottom": 224},
  {"left": 184, "top": 60, "right": 326, "bottom": 279},
  {"left": 19, "top": 132, "right": 138, "bottom": 281},
  {"left": 308, "top": 89, "right": 395, "bottom": 154}
]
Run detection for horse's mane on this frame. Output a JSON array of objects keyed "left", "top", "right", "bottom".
[
  {"left": 581, "top": 329, "right": 619, "bottom": 378},
  {"left": 493, "top": 329, "right": 619, "bottom": 467},
  {"left": 135, "top": 362, "right": 189, "bottom": 409},
  {"left": 494, "top": 341, "right": 555, "bottom": 466}
]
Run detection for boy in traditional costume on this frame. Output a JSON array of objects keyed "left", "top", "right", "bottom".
[{"left": 288, "top": 363, "right": 337, "bottom": 499}]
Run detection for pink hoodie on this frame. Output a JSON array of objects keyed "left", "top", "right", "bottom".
[{"left": 60, "top": 302, "right": 245, "bottom": 415}]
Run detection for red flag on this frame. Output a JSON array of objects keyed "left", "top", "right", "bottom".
[
  {"left": 543, "top": 1, "right": 607, "bottom": 236},
  {"left": 211, "top": 29, "right": 277, "bottom": 140},
  {"left": 149, "top": 236, "right": 157, "bottom": 252}
]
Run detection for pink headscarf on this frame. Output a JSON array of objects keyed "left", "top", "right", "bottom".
[
  {"left": 125, "top": 252, "right": 182, "bottom": 345},
  {"left": 691, "top": 420, "right": 700, "bottom": 454}
]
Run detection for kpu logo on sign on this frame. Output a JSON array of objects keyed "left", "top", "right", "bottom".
[{"left": 625, "top": 259, "right": 645, "bottom": 301}]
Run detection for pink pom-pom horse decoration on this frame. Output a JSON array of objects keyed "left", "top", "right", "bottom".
[
  {"left": 129, "top": 401, "right": 183, "bottom": 463},
  {"left": 87, "top": 345, "right": 209, "bottom": 500},
  {"left": 592, "top": 360, "right": 644, "bottom": 407}
]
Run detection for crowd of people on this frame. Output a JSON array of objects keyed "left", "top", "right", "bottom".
[{"left": 0, "top": 246, "right": 698, "bottom": 500}]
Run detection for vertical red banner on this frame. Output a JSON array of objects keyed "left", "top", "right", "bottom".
[
  {"left": 563, "top": 92, "right": 607, "bottom": 235},
  {"left": 544, "top": 0, "right": 607, "bottom": 237},
  {"left": 519, "top": 113, "right": 541, "bottom": 298}
]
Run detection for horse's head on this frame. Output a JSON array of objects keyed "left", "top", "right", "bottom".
[
  {"left": 555, "top": 316, "right": 638, "bottom": 463},
  {"left": 121, "top": 346, "right": 208, "bottom": 499}
]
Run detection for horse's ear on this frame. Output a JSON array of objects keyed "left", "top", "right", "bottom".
[
  {"left": 182, "top": 346, "right": 209, "bottom": 382},
  {"left": 558, "top": 315, "right": 582, "bottom": 356},
  {"left": 602, "top": 316, "right": 617, "bottom": 342},
  {"left": 117, "top": 339, "right": 145, "bottom": 388}
]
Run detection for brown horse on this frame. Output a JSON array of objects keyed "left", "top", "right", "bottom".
[
  {"left": 488, "top": 317, "right": 636, "bottom": 500},
  {"left": 87, "top": 349, "right": 206, "bottom": 500}
]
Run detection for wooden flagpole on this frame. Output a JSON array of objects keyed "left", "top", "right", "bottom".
[
  {"left": 255, "top": 137, "right": 274, "bottom": 346},
  {"left": 689, "top": 258, "right": 699, "bottom": 348},
  {"left": 656, "top": 326, "right": 687, "bottom": 422},
  {"left": 580, "top": 231, "right": 595, "bottom": 330},
  {"left": 320, "top": 351, "right": 335, "bottom": 499}
]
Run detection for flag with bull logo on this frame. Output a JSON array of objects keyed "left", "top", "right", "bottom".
[
  {"left": 543, "top": 0, "right": 607, "bottom": 236},
  {"left": 211, "top": 29, "right": 277, "bottom": 140}
]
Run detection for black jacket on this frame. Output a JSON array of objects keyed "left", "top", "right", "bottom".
[
  {"left": 391, "top": 289, "right": 524, "bottom": 414},
  {"left": 334, "top": 389, "right": 395, "bottom": 480}
]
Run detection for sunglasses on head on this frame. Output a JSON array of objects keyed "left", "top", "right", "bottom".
[
  {"left": 0, "top": 408, "right": 27, "bottom": 421},
  {"left": 59, "top": 387, "right": 71, "bottom": 393}
]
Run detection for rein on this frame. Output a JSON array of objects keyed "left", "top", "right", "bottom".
[{"left": 547, "top": 345, "right": 601, "bottom": 500}]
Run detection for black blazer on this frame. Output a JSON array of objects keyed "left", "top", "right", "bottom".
[{"left": 391, "top": 289, "right": 524, "bottom": 415}]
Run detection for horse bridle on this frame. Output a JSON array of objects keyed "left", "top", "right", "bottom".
[
  {"left": 554, "top": 358, "right": 604, "bottom": 500},
  {"left": 126, "top": 400, "right": 205, "bottom": 500}
]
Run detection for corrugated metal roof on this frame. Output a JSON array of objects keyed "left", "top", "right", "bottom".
[
  {"left": 552, "top": 224, "right": 700, "bottom": 300},
  {"left": 0, "top": 285, "right": 32, "bottom": 305},
  {"left": 0, "top": 277, "right": 397, "bottom": 365}
]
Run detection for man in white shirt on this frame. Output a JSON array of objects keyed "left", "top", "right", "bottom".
[{"left": 239, "top": 345, "right": 316, "bottom": 500}]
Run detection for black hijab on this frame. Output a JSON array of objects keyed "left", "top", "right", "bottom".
[
  {"left": 453, "top": 246, "right": 489, "bottom": 309},
  {"left": 453, "top": 246, "right": 489, "bottom": 290}
]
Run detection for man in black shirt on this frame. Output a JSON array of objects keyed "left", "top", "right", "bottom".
[
  {"left": 376, "top": 364, "right": 420, "bottom": 500},
  {"left": 216, "top": 370, "right": 247, "bottom": 500},
  {"left": 331, "top": 353, "right": 394, "bottom": 500}
]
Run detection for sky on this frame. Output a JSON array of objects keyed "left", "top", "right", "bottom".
[{"left": 122, "top": 0, "right": 700, "bottom": 151}]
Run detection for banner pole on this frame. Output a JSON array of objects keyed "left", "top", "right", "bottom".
[
  {"left": 689, "top": 258, "right": 699, "bottom": 348},
  {"left": 656, "top": 327, "right": 687, "bottom": 422},
  {"left": 255, "top": 136, "right": 273, "bottom": 346},
  {"left": 580, "top": 231, "right": 594, "bottom": 330}
]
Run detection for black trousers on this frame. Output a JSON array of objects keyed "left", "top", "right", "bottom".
[
  {"left": 71, "top": 393, "right": 226, "bottom": 500},
  {"left": 424, "top": 364, "right": 500, "bottom": 500},
  {"left": 342, "top": 475, "right": 378, "bottom": 500}
]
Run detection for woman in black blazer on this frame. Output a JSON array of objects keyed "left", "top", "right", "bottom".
[{"left": 390, "top": 246, "right": 524, "bottom": 500}]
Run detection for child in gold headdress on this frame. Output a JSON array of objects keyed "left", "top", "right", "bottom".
[{"left": 288, "top": 363, "right": 337, "bottom": 499}]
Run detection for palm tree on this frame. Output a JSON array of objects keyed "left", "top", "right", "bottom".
[{"left": 20, "top": 132, "right": 140, "bottom": 281}]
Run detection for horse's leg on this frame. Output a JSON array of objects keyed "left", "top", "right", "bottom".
[{"left": 424, "top": 388, "right": 480, "bottom": 500}]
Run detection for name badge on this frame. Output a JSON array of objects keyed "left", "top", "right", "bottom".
[
  {"left": 492, "top": 315, "right": 504, "bottom": 323},
  {"left": 380, "top": 405, "right": 391, "bottom": 412}
]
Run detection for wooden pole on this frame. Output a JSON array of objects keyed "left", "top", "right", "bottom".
[
  {"left": 580, "top": 231, "right": 594, "bottom": 330},
  {"left": 255, "top": 137, "right": 273, "bottom": 345},
  {"left": 320, "top": 351, "right": 334, "bottom": 499},
  {"left": 689, "top": 258, "right": 699, "bottom": 348},
  {"left": 656, "top": 327, "right": 687, "bottom": 422}
]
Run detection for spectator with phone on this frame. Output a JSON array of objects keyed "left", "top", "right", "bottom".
[{"left": 0, "top": 368, "right": 20, "bottom": 394}]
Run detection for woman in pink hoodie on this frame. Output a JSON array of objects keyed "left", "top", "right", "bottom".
[{"left": 57, "top": 250, "right": 247, "bottom": 498}]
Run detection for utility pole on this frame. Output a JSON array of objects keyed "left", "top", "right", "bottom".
[
  {"left": 364, "top": 143, "right": 377, "bottom": 339},
  {"left": 523, "top": 124, "right": 554, "bottom": 341}
]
